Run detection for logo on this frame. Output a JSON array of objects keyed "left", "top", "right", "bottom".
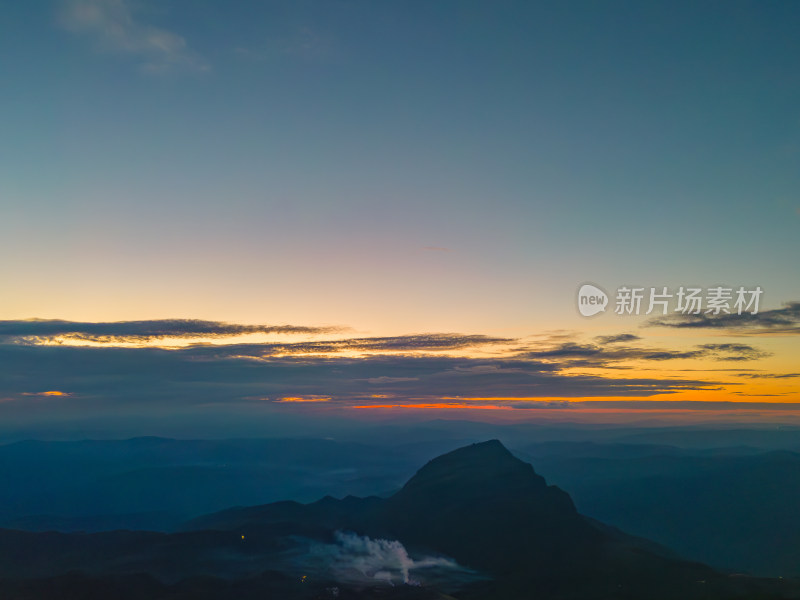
[
  {"left": 575, "top": 284, "right": 762, "bottom": 317},
  {"left": 577, "top": 283, "right": 608, "bottom": 317}
]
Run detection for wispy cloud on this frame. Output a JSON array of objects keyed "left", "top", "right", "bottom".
[
  {"left": 736, "top": 372, "right": 800, "bottom": 379},
  {"left": 594, "top": 333, "right": 641, "bottom": 344},
  {"left": 185, "top": 334, "right": 515, "bottom": 359},
  {"left": 0, "top": 319, "right": 347, "bottom": 345},
  {"left": 1, "top": 320, "right": 516, "bottom": 355},
  {"left": 59, "top": 0, "right": 208, "bottom": 73},
  {"left": 647, "top": 301, "right": 800, "bottom": 335},
  {"left": 519, "top": 339, "right": 769, "bottom": 365}
]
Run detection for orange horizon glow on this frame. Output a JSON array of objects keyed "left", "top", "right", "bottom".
[
  {"left": 341, "top": 402, "right": 800, "bottom": 425},
  {"left": 276, "top": 396, "right": 333, "bottom": 403}
]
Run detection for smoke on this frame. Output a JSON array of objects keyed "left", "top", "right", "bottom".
[
  {"left": 288, "top": 531, "right": 481, "bottom": 587},
  {"left": 327, "top": 531, "right": 457, "bottom": 584}
]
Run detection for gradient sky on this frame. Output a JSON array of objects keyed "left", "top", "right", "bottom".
[{"left": 1, "top": 1, "right": 799, "bottom": 430}]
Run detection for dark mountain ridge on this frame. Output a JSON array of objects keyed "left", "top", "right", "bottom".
[{"left": 1, "top": 440, "right": 798, "bottom": 599}]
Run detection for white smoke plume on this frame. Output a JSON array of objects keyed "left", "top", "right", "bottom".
[
  {"left": 325, "top": 531, "right": 456, "bottom": 584},
  {"left": 287, "top": 531, "right": 480, "bottom": 587}
]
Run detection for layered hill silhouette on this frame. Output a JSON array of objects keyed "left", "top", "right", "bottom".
[{"left": 1, "top": 440, "right": 798, "bottom": 599}]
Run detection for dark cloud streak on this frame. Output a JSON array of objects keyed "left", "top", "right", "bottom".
[
  {"left": 647, "top": 301, "right": 800, "bottom": 334},
  {"left": 0, "top": 319, "right": 348, "bottom": 344},
  {"left": 519, "top": 340, "right": 768, "bottom": 365}
]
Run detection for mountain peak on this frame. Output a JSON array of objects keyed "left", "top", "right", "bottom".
[
  {"left": 382, "top": 440, "right": 593, "bottom": 574},
  {"left": 396, "top": 439, "right": 548, "bottom": 497},
  {"left": 447, "top": 438, "right": 510, "bottom": 456}
]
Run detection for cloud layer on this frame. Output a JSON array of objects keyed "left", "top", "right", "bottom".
[
  {"left": 0, "top": 319, "right": 778, "bottom": 421},
  {"left": 0, "top": 339, "right": 721, "bottom": 413}
]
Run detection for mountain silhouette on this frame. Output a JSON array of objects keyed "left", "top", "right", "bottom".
[
  {"left": 369, "top": 440, "right": 599, "bottom": 575},
  {"left": 1, "top": 440, "right": 798, "bottom": 599},
  {"left": 184, "top": 440, "right": 799, "bottom": 599}
]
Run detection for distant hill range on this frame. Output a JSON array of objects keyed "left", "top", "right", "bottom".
[{"left": 1, "top": 440, "right": 798, "bottom": 599}]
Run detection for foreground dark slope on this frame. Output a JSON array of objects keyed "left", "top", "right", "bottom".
[{"left": 1, "top": 441, "right": 798, "bottom": 599}]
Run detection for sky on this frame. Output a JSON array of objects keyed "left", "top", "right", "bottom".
[{"left": 1, "top": 0, "right": 799, "bottom": 433}]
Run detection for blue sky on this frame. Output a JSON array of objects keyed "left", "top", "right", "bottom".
[
  {"left": 3, "top": 1, "right": 799, "bottom": 328},
  {"left": 0, "top": 1, "right": 799, "bottom": 428}
]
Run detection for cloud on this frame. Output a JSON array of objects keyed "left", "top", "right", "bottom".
[
  {"left": 306, "top": 333, "right": 512, "bottom": 353},
  {"left": 735, "top": 372, "right": 800, "bottom": 379},
  {"left": 0, "top": 343, "right": 722, "bottom": 417},
  {"left": 696, "top": 343, "right": 769, "bottom": 362},
  {"left": 647, "top": 301, "right": 800, "bottom": 335},
  {"left": 519, "top": 339, "right": 768, "bottom": 365},
  {"left": 0, "top": 319, "right": 761, "bottom": 421},
  {"left": 0, "top": 321, "right": 514, "bottom": 354},
  {"left": 59, "top": 0, "right": 208, "bottom": 73},
  {"left": 594, "top": 333, "right": 641, "bottom": 344},
  {"left": 0, "top": 319, "right": 347, "bottom": 344}
]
